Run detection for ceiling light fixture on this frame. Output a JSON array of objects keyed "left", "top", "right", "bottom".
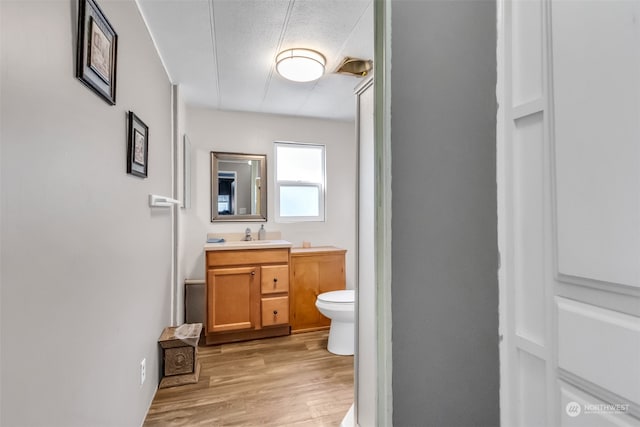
[{"left": 276, "top": 48, "right": 326, "bottom": 83}]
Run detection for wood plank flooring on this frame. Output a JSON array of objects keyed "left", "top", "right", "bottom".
[{"left": 144, "top": 330, "right": 354, "bottom": 427}]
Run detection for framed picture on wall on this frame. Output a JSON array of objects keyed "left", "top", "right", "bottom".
[
  {"left": 127, "top": 112, "right": 149, "bottom": 178},
  {"left": 76, "top": 0, "right": 118, "bottom": 105}
]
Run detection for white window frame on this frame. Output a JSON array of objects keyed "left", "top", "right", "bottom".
[{"left": 274, "top": 141, "right": 326, "bottom": 223}]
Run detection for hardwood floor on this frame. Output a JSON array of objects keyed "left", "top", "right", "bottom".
[{"left": 144, "top": 330, "right": 354, "bottom": 426}]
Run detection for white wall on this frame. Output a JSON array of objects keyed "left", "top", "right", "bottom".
[
  {"left": 1, "top": 1, "right": 172, "bottom": 425},
  {"left": 179, "top": 107, "right": 357, "bottom": 313}
]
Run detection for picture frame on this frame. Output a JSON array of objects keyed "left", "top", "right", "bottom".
[
  {"left": 127, "top": 112, "right": 149, "bottom": 178},
  {"left": 76, "top": 0, "right": 118, "bottom": 105}
]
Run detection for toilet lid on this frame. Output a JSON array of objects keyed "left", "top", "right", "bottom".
[{"left": 317, "top": 290, "right": 355, "bottom": 303}]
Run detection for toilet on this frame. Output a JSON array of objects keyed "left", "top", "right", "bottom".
[{"left": 315, "top": 289, "right": 355, "bottom": 355}]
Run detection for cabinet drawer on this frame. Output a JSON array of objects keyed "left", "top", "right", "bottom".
[
  {"left": 262, "top": 297, "right": 289, "bottom": 327},
  {"left": 261, "top": 265, "right": 289, "bottom": 294},
  {"left": 207, "top": 248, "right": 289, "bottom": 267}
]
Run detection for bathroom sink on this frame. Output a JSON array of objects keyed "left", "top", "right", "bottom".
[{"left": 224, "top": 239, "right": 278, "bottom": 245}]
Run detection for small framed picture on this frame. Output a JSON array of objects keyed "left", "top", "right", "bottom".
[
  {"left": 76, "top": 0, "right": 117, "bottom": 105},
  {"left": 127, "top": 112, "right": 149, "bottom": 178}
]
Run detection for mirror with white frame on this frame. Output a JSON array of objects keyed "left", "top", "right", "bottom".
[{"left": 210, "top": 152, "right": 267, "bottom": 222}]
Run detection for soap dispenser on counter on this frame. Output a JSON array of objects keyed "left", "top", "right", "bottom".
[{"left": 258, "top": 224, "right": 266, "bottom": 240}]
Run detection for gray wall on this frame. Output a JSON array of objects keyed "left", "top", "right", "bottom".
[
  {"left": 1, "top": 1, "right": 172, "bottom": 425},
  {"left": 390, "top": 1, "right": 499, "bottom": 426}
]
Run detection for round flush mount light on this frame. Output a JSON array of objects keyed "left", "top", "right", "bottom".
[{"left": 276, "top": 48, "right": 326, "bottom": 82}]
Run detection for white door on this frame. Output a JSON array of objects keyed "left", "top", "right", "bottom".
[{"left": 498, "top": 1, "right": 640, "bottom": 425}]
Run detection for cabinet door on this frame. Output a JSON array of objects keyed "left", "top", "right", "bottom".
[
  {"left": 261, "top": 265, "right": 289, "bottom": 294},
  {"left": 207, "top": 266, "right": 258, "bottom": 333},
  {"left": 291, "top": 259, "right": 327, "bottom": 329},
  {"left": 291, "top": 252, "right": 347, "bottom": 331}
]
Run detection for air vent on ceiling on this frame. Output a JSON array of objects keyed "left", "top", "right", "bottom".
[{"left": 335, "top": 57, "right": 373, "bottom": 77}]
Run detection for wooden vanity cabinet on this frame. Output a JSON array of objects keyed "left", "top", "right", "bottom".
[
  {"left": 290, "top": 247, "right": 347, "bottom": 333},
  {"left": 205, "top": 248, "right": 291, "bottom": 345}
]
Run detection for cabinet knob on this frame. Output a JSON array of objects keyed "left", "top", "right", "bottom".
[
  {"left": 251, "top": 271, "right": 256, "bottom": 276},
  {"left": 273, "top": 310, "right": 278, "bottom": 315},
  {"left": 273, "top": 278, "right": 278, "bottom": 282}
]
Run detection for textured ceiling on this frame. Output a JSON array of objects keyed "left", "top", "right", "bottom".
[{"left": 137, "top": 0, "right": 374, "bottom": 121}]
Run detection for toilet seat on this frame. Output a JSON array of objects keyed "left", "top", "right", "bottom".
[{"left": 317, "top": 289, "right": 354, "bottom": 304}]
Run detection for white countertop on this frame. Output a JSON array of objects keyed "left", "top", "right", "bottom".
[{"left": 204, "top": 239, "right": 293, "bottom": 251}]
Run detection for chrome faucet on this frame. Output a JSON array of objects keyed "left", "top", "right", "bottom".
[{"left": 243, "top": 227, "right": 252, "bottom": 241}]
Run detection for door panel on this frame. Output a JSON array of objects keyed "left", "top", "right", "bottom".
[
  {"left": 512, "top": 0, "right": 543, "bottom": 105},
  {"left": 560, "top": 383, "right": 640, "bottom": 427},
  {"left": 517, "top": 350, "right": 547, "bottom": 427},
  {"left": 557, "top": 298, "right": 640, "bottom": 405},
  {"left": 513, "top": 112, "right": 546, "bottom": 347},
  {"left": 552, "top": 0, "right": 640, "bottom": 289}
]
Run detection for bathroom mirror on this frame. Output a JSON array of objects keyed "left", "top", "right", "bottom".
[{"left": 211, "top": 152, "right": 267, "bottom": 222}]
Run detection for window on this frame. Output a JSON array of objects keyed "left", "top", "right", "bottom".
[{"left": 275, "top": 142, "right": 326, "bottom": 222}]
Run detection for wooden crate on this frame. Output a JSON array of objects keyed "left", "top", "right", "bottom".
[{"left": 158, "top": 323, "right": 202, "bottom": 388}]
